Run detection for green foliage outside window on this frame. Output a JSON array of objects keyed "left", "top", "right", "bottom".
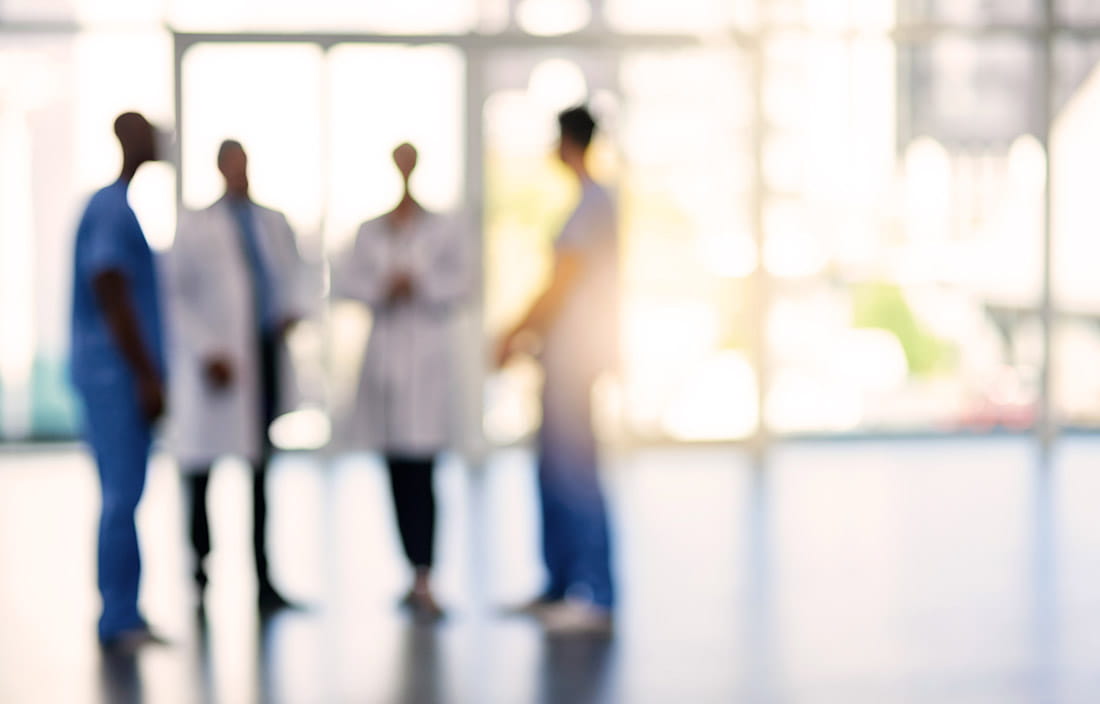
[{"left": 852, "top": 282, "right": 954, "bottom": 376}]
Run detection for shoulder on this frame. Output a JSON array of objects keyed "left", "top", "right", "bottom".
[
  {"left": 184, "top": 200, "right": 224, "bottom": 228},
  {"left": 176, "top": 206, "right": 206, "bottom": 231},
  {"left": 579, "top": 184, "right": 616, "bottom": 233},
  {"left": 252, "top": 202, "right": 285, "bottom": 220},
  {"left": 357, "top": 215, "right": 388, "bottom": 236},
  {"left": 196, "top": 198, "right": 229, "bottom": 222},
  {"left": 86, "top": 185, "right": 114, "bottom": 208},
  {"left": 84, "top": 183, "right": 125, "bottom": 216},
  {"left": 250, "top": 202, "right": 292, "bottom": 230},
  {"left": 342, "top": 216, "right": 384, "bottom": 252},
  {"left": 171, "top": 208, "right": 212, "bottom": 254},
  {"left": 423, "top": 210, "right": 451, "bottom": 232},
  {"left": 583, "top": 182, "right": 615, "bottom": 212},
  {"left": 429, "top": 212, "right": 470, "bottom": 244},
  {"left": 178, "top": 199, "right": 233, "bottom": 235}
]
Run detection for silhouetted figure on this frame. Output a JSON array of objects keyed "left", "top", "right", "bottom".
[
  {"left": 496, "top": 106, "right": 619, "bottom": 635},
  {"left": 332, "top": 143, "right": 471, "bottom": 621},
  {"left": 70, "top": 111, "right": 168, "bottom": 653},
  {"left": 167, "top": 139, "right": 307, "bottom": 614}
]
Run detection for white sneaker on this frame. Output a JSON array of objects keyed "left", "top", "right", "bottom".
[
  {"left": 502, "top": 596, "right": 564, "bottom": 618},
  {"left": 540, "top": 600, "right": 614, "bottom": 636}
]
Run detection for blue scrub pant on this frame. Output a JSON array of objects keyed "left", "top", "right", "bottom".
[
  {"left": 79, "top": 383, "right": 151, "bottom": 642},
  {"left": 537, "top": 369, "right": 615, "bottom": 610}
]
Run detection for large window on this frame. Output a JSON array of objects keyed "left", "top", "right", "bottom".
[
  {"left": 168, "top": 0, "right": 477, "bottom": 34},
  {"left": 758, "top": 34, "right": 1045, "bottom": 434},
  {"left": 1053, "top": 39, "right": 1100, "bottom": 429},
  {"left": 0, "top": 27, "right": 173, "bottom": 440},
  {"left": 5, "top": 1, "right": 1100, "bottom": 445}
]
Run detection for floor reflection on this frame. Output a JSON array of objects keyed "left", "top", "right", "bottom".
[
  {"left": 538, "top": 634, "right": 615, "bottom": 704},
  {"left": 394, "top": 625, "right": 443, "bottom": 704},
  {"left": 7, "top": 440, "right": 1100, "bottom": 702},
  {"left": 1028, "top": 456, "right": 1058, "bottom": 702},
  {"left": 98, "top": 652, "right": 143, "bottom": 704},
  {"left": 740, "top": 463, "right": 778, "bottom": 701}
]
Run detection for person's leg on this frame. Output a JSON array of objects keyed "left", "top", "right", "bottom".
[
  {"left": 536, "top": 436, "right": 572, "bottom": 603},
  {"left": 83, "top": 391, "right": 152, "bottom": 643},
  {"left": 387, "top": 455, "right": 443, "bottom": 618},
  {"left": 387, "top": 456, "right": 437, "bottom": 570},
  {"left": 562, "top": 463, "right": 615, "bottom": 612},
  {"left": 187, "top": 470, "right": 212, "bottom": 589},
  {"left": 252, "top": 462, "right": 273, "bottom": 592},
  {"left": 253, "top": 459, "right": 300, "bottom": 610},
  {"left": 542, "top": 373, "right": 615, "bottom": 612},
  {"left": 254, "top": 332, "right": 281, "bottom": 599}
]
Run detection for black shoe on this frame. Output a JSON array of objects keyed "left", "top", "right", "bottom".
[
  {"left": 194, "top": 577, "right": 207, "bottom": 611},
  {"left": 100, "top": 627, "right": 171, "bottom": 656},
  {"left": 258, "top": 585, "right": 303, "bottom": 614},
  {"left": 399, "top": 589, "right": 445, "bottom": 623}
]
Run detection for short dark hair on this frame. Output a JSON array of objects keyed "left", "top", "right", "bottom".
[
  {"left": 558, "top": 106, "right": 596, "bottom": 150},
  {"left": 113, "top": 111, "right": 147, "bottom": 140},
  {"left": 217, "top": 139, "right": 245, "bottom": 167}
]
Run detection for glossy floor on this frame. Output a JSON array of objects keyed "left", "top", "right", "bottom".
[{"left": 1, "top": 438, "right": 1099, "bottom": 703}]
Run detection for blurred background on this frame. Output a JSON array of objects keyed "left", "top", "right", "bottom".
[
  {"left": 5, "top": 0, "right": 1100, "bottom": 450},
  {"left": 10, "top": 2, "right": 1100, "bottom": 703}
]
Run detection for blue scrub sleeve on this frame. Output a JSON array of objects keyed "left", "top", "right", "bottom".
[{"left": 83, "top": 202, "right": 129, "bottom": 278}]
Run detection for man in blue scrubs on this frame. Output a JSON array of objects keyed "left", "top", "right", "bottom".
[
  {"left": 70, "top": 112, "right": 167, "bottom": 653},
  {"left": 495, "top": 106, "right": 619, "bottom": 634}
]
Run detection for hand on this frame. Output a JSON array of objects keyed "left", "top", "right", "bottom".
[
  {"left": 204, "top": 356, "right": 234, "bottom": 391},
  {"left": 277, "top": 316, "right": 300, "bottom": 339},
  {"left": 493, "top": 332, "right": 517, "bottom": 370},
  {"left": 388, "top": 272, "right": 414, "bottom": 302},
  {"left": 137, "top": 372, "right": 166, "bottom": 423}
]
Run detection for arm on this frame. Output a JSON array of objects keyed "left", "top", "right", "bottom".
[
  {"left": 331, "top": 223, "right": 398, "bottom": 308},
  {"left": 272, "top": 214, "right": 310, "bottom": 332},
  {"left": 409, "top": 218, "right": 473, "bottom": 308},
  {"left": 167, "top": 215, "right": 221, "bottom": 358},
  {"left": 91, "top": 270, "right": 165, "bottom": 420},
  {"left": 494, "top": 251, "right": 583, "bottom": 369},
  {"left": 167, "top": 215, "right": 234, "bottom": 389}
]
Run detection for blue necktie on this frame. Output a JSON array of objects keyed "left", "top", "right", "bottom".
[{"left": 230, "top": 199, "right": 275, "bottom": 333}]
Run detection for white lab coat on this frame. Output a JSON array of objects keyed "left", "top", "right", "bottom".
[
  {"left": 166, "top": 197, "right": 307, "bottom": 470},
  {"left": 332, "top": 211, "right": 471, "bottom": 456}
]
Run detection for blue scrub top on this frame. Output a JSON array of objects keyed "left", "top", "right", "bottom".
[{"left": 70, "top": 180, "right": 166, "bottom": 392}]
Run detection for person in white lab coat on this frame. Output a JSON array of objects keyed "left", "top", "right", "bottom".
[
  {"left": 332, "top": 143, "right": 471, "bottom": 620},
  {"left": 167, "top": 139, "right": 308, "bottom": 613}
]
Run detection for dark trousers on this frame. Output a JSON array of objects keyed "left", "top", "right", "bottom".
[
  {"left": 386, "top": 456, "right": 437, "bottom": 569},
  {"left": 187, "top": 464, "right": 273, "bottom": 589},
  {"left": 188, "top": 332, "right": 279, "bottom": 590}
]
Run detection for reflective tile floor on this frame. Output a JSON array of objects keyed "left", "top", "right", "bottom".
[{"left": 2, "top": 437, "right": 1100, "bottom": 703}]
